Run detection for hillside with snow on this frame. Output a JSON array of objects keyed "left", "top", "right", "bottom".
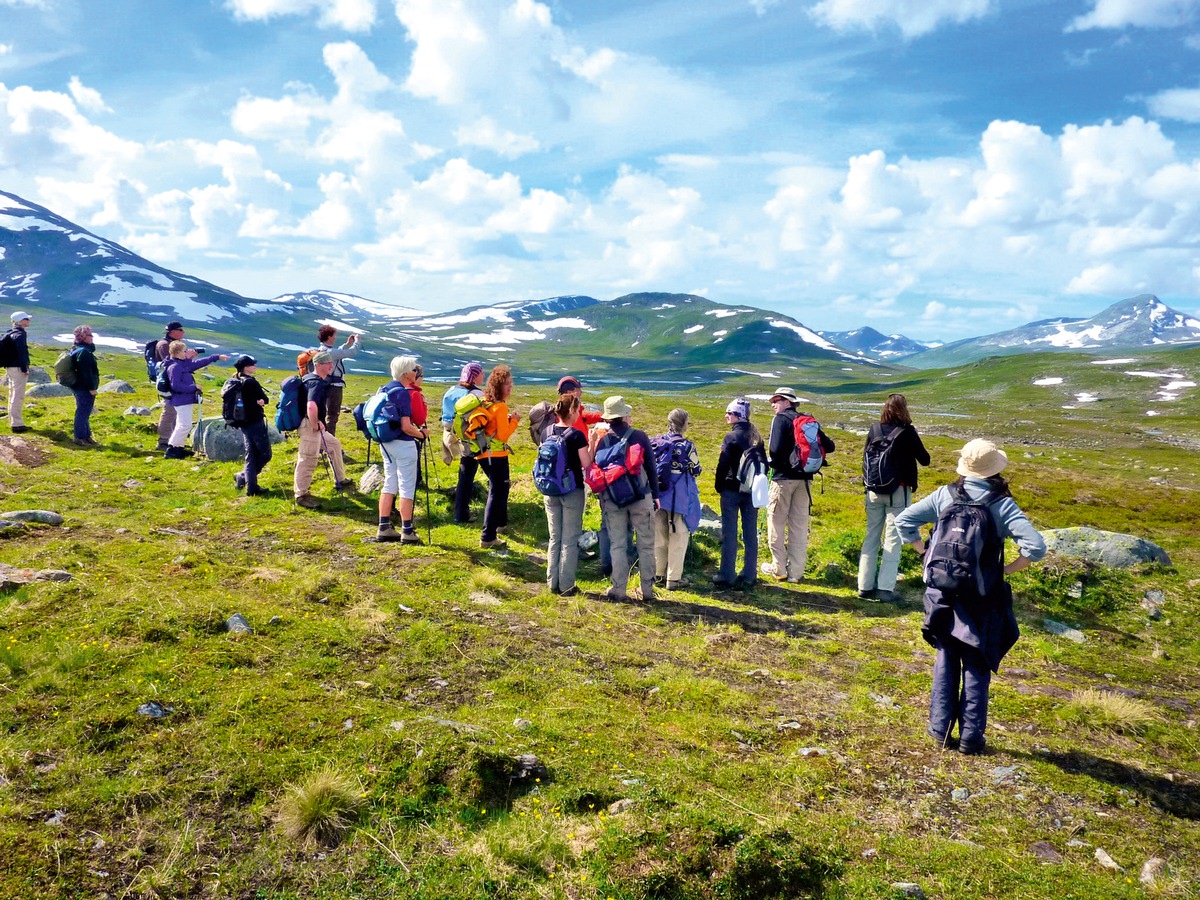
[{"left": 903, "top": 295, "right": 1200, "bottom": 368}]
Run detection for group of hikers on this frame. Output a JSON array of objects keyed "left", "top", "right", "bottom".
[{"left": 2, "top": 312, "right": 1047, "bottom": 757}]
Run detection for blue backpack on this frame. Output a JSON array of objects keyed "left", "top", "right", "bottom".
[
  {"left": 533, "top": 427, "right": 577, "bottom": 496},
  {"left": 275, "top": 375, "right": 310, "bottom": 432},
  {"left": 362, "top": 388, "right": 405, "bottom": 443},
  {"left": 143, "top": 340, "right": 159, "bottom": 381}
]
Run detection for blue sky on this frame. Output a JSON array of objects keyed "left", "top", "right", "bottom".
[{"left": 3, "top": 0, "right": 1200, "bottom": 340}]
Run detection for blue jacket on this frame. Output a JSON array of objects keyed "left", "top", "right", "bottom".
[{"left": 655, "top": 432, "right": 701, "bottom": 531}]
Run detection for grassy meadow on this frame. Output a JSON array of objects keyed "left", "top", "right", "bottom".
[{"left": 1, "top": 344, "right": 1197, "bottom": 899}]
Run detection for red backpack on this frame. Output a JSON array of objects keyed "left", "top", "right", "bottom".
[{"left": 788, "top": 413, "right": 827, "bottom": 475}]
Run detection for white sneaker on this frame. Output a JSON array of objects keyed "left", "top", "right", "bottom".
[{"left": 760, "top": 562, "right": 781, "bottom": 578}]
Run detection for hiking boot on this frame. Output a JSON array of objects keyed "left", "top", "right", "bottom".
[
  {"left": 295, "top": 493, "right": 320, "bottom": 509},
  {"left": 711, "top": 577, "right": 734, "bottom": 590},
  {"left": 857, "top": 588, "right": 877, "bottom": 600},
  {"left": 480, "top": 538, "right": 507, "bottom": 550},
  {"left": 376, "top": 523, "right": 403, "bottom": 542},
  {"left": 734, "top": 577, "right": 757, "bottom": 592},
  {"left": 72, "top": 438, "right": 89, "bottom": 447},
  {"left": 958, "top": 739, "right": 987, "bottom": 756},
  {"left": 400, "top": 530, "right": 423, "bottom": 545},
  {"left": 604, "top": 587, "right": 628, "bottom": 602},
  {"left": 11, "top": 425, "right": 28, "bottom": 434},
  {"left": 164, "top": 445, "right": 187, "bottom": 459},
  {"left": 874, "top": 589, "right": 900, "bottom": 604},
  {"left": 234, "top": 473, "right": 247, "bottom": 491},
  {"left": 246, "top": 488, "right": 270, "bottom": 497},
  {"left": 155, "top": 439, "right": 169, "bottom": 451},
  {"left": 927, "top": 727, "right": 959, "bottom": 751},
  {"left": 558, "top": 586, "right": 580, "bottom": 597}
]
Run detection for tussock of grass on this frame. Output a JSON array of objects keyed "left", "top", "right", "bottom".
[
  {"left": 278, "top": 769, "right": 363, "bottom": 848},
  {"left": 468, "top": 568, "right": 516, "bottom": 597},
  {"left": 1062, "top": 688, "right": 1161, "bottom": 734}
]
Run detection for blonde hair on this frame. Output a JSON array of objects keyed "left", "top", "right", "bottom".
[
  {"left": 390, "top": 355, "right": 419, "bottom": 381},
  {"left": 168, "top": 340, "right": 188, "bottom": 359}
]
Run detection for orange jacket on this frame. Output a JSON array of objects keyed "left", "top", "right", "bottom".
[{"left": 477, "top": 400, "right": 519, "bottom": 459}]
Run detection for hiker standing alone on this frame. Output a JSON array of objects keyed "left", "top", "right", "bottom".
[
  {"left": 294, "top": 353, "right": 355, "bottom": 509},
  {"left": 314, "top": 324, "right": 360, "bottom": 436},
  {"left": 763, "top": 387, "right": 835, "bottom": 583},
  {"left": 153, "top": 322, "right": 185, "bottom": 450},
  {"left": 894, "top": 439, "right": 1046, "bottom": 755},
  {"left": 857, "top": 393, "right": 930, "bottom": 602},
  {"left": 3, "top": 311, "right": 31, "bottom": 434}
]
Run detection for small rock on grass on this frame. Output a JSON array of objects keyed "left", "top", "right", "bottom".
[
  {"left": 951, "top": 788, "right": 970, "bottom": 802},
  {"left": 1044, "top": 619, "right": 1086, "bottom": 643},
  {"left": 990, "top": 765, "right": 1020, "bottom": 784},
  {"left": 225, "top": 613, "right": 253, "bottom": 634},
  {"left": 1140, "top": 858, "right": 1168, "bottom": 886},
  {"left": 0, "top": 510, "right": 64, "bottom": 525},
  {"left": 608, "top": 799, "right": 635, "bottom": 814},
  {"left": 797, "top": 747, "right": 828, "bottom": 758},
  {"left": 1094, "top": 848, "right": 1123, "bottom": 871},
  {"left": 1029, "top": 841, "right": 1063, "bottom": 863},
  {"left": 136, "top": 701, "right": 175, "bottom": 718},
  {"left": 513, "top": 718, "right": 533, "bottom": 730},
  {"left": 891, "top": 883, "right": 926, "bottom": 899}
]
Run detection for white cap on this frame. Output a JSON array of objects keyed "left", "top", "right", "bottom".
[{"left": 10, "top": 311, "right": 31, "bottom": 324}]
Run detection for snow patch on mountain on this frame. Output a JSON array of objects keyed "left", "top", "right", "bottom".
[
  {"left": 529, "top": 318, "right": 592, "bottom": 331},
  {"left": 684, "top": 325, "right": 704, "bottom": 334}
]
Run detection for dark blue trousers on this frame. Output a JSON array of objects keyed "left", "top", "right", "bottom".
[
  {"left": 240, "top": 420, "right": 273, "bottom": 492},
  {"left": 929, "top": 635, "right": 992, "bottom": 750},
  {"left": 719, "top": 489, "right": 758, "bottom": 583},
  {"left": 72, "top": 389, "right": 94, "bottom": 441},
  {"left": 454, "top": 454, "right": 480, "bottom": 523},
  {"left": 478, "top": 456, "right": 510, "bottom": 541}
]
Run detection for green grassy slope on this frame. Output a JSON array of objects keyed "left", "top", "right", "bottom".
[{"left": 0, "top": 347, "right": 1196, "bottom": 899}]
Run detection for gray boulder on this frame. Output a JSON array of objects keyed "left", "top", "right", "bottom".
[
  {"left": 0, "top": 366, "right": 50, "bottom": 386},
  {"left": 124, "top": 406, "right": 153, "bottom": 417},
  {"left": 192, "top": 417, "right": 285, "bottom": 462},
  {"left": 359, "top": 464, "right": 384, "bottom": 494},
  {"left": 1042, "top": 527, "right": 1171, "bottom": 568},
  {"left": 0, "top": 510, "right": 64, "bottom": 526},
  {"left": 26, "top": 383, "right": 73, "bottom": 399},
  {"left": 98, "top": 380, "right": 136, "bottom": 394}
]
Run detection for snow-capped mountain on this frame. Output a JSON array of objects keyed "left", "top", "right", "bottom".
[
  {"left": 817, "top": 326, "right": 934, "bottom": 361},
  {"left": 904, "top": 295, "right": 1200, "bottom": 368},
  {"left": 0, "top": 190, "right": 861, "bottom": 384}
]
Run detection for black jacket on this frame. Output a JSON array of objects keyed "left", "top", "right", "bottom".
[
  {"left": 768, "top": 409, "right": 835, "bottom": 480},
  {"left": 238, "top": 376, "right": 270, "bottom": 427},
  {"left": 71, "top": 342, "right": 100, "bottom": 392},
  {"left": 6, "top": 326, "right": 29, "bottom": 373},
  {"left": 715, "top": 421, "right": 757, "bottom": 493},
  {"left": 863, "top": 422, "right": 930, "bottom": 492}
]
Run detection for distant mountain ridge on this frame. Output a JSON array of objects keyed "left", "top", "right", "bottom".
[
  {"left": 902, "top": 294, "right": 1200, "bottom": 368},
  {"left": 816, "top": 326, "right": 934, "bottom": 361},
  {"left": 0, "top": 190, "right": 866, "bottom": 384}
]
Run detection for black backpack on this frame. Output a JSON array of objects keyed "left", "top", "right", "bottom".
[
  {"left": 862, "top": 425, "right": 906, "bottom": 493},
  {"left": 143, "top": 340, "right": 160, "bottom": 381},
  {"left": 0, "top": 329, "right": 19, "bottom": 367},
  {"left": 221, "top": 377, "right": 247, "bottom": 427},
  {"left": 923, "top": 483, "right": 1004, "bottom": 597}
]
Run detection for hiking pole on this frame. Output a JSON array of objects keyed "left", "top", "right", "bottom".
[
  {"left": 421, "top": 436, "right": 433, "bottom": 544},
  {"left": 319, "top": 430, "right": 345, "bottom": 508}
]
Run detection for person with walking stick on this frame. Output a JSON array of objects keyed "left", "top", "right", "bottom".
[{"left": 293, "top": 353, "right": 356, "bottom": 509}]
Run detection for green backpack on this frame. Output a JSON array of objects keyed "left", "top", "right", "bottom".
[
  {"left": 452, "top": 393, "right": 492, "bottom": 456},
  {"left": 54, "top": 349, "right": 78, "bottom": 387}
]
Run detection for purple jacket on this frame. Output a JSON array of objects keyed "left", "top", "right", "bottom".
[{"left": 166, "top": 355, "right": 221, "bottom": 407}]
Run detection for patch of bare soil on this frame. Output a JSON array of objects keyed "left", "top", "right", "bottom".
[{"left": 0, "top": 435, "right": 49, "bottom": 467}]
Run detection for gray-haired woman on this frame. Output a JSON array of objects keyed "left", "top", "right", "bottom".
[{"left": 376, "top": 355, "right": 429, "bottom": 543}]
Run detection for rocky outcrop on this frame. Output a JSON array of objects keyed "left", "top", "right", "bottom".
[
  {"left": 192, "top": 418, "right": 285, "bottom": 462},
  {"left": 1042, "top": 527, "right": 1171, "bottom": 568}
]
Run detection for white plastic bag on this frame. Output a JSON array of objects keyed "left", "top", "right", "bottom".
[{"left": 751, "top": 472, "right": 770, "bottom": 508}]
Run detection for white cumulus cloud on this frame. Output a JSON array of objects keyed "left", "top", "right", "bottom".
[
  {"left": 67, "top": 76, "right": 111, "bottom": 114},
  {"left": 1147, "top": 86, "right": 1200, "bottom": 123},
  {"left": 810, "top": 0, "right": 994, "bottom": 38},
  {"left": 1067, "top": 0, "right": 1200, "bottom": 31},
  {"left": 455, "top": 116, "right": 540, "bottom": 158},
  {"left": 226, "top": 0, "right": 377, "bottom": 30}
]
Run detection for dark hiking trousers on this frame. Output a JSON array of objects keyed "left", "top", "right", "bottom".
[
  {"left": 929, "top": 635, "right": 992, "bottom": 751},
  {"left": 241, "top": 420, "right": 273, "bottom": 493},
  {"left": 454, "top": 454, "right": 480, "bottom": 523},
  {"left": 478, "top": 456, "right": 510, "bottom": 541},
  {"left": 719, "top": 489, "right": 758, "bottom": 583}
]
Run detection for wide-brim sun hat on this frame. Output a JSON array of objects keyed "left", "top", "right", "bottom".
[
  {"left": 957, "top": 438, "right": 1008, "bottom": 478},
  {"left": 601, "top": 395, "right": 633, "bottom": 420},
  {"left": 770, "top": 387, "right": 799, "bottom": 404}
]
